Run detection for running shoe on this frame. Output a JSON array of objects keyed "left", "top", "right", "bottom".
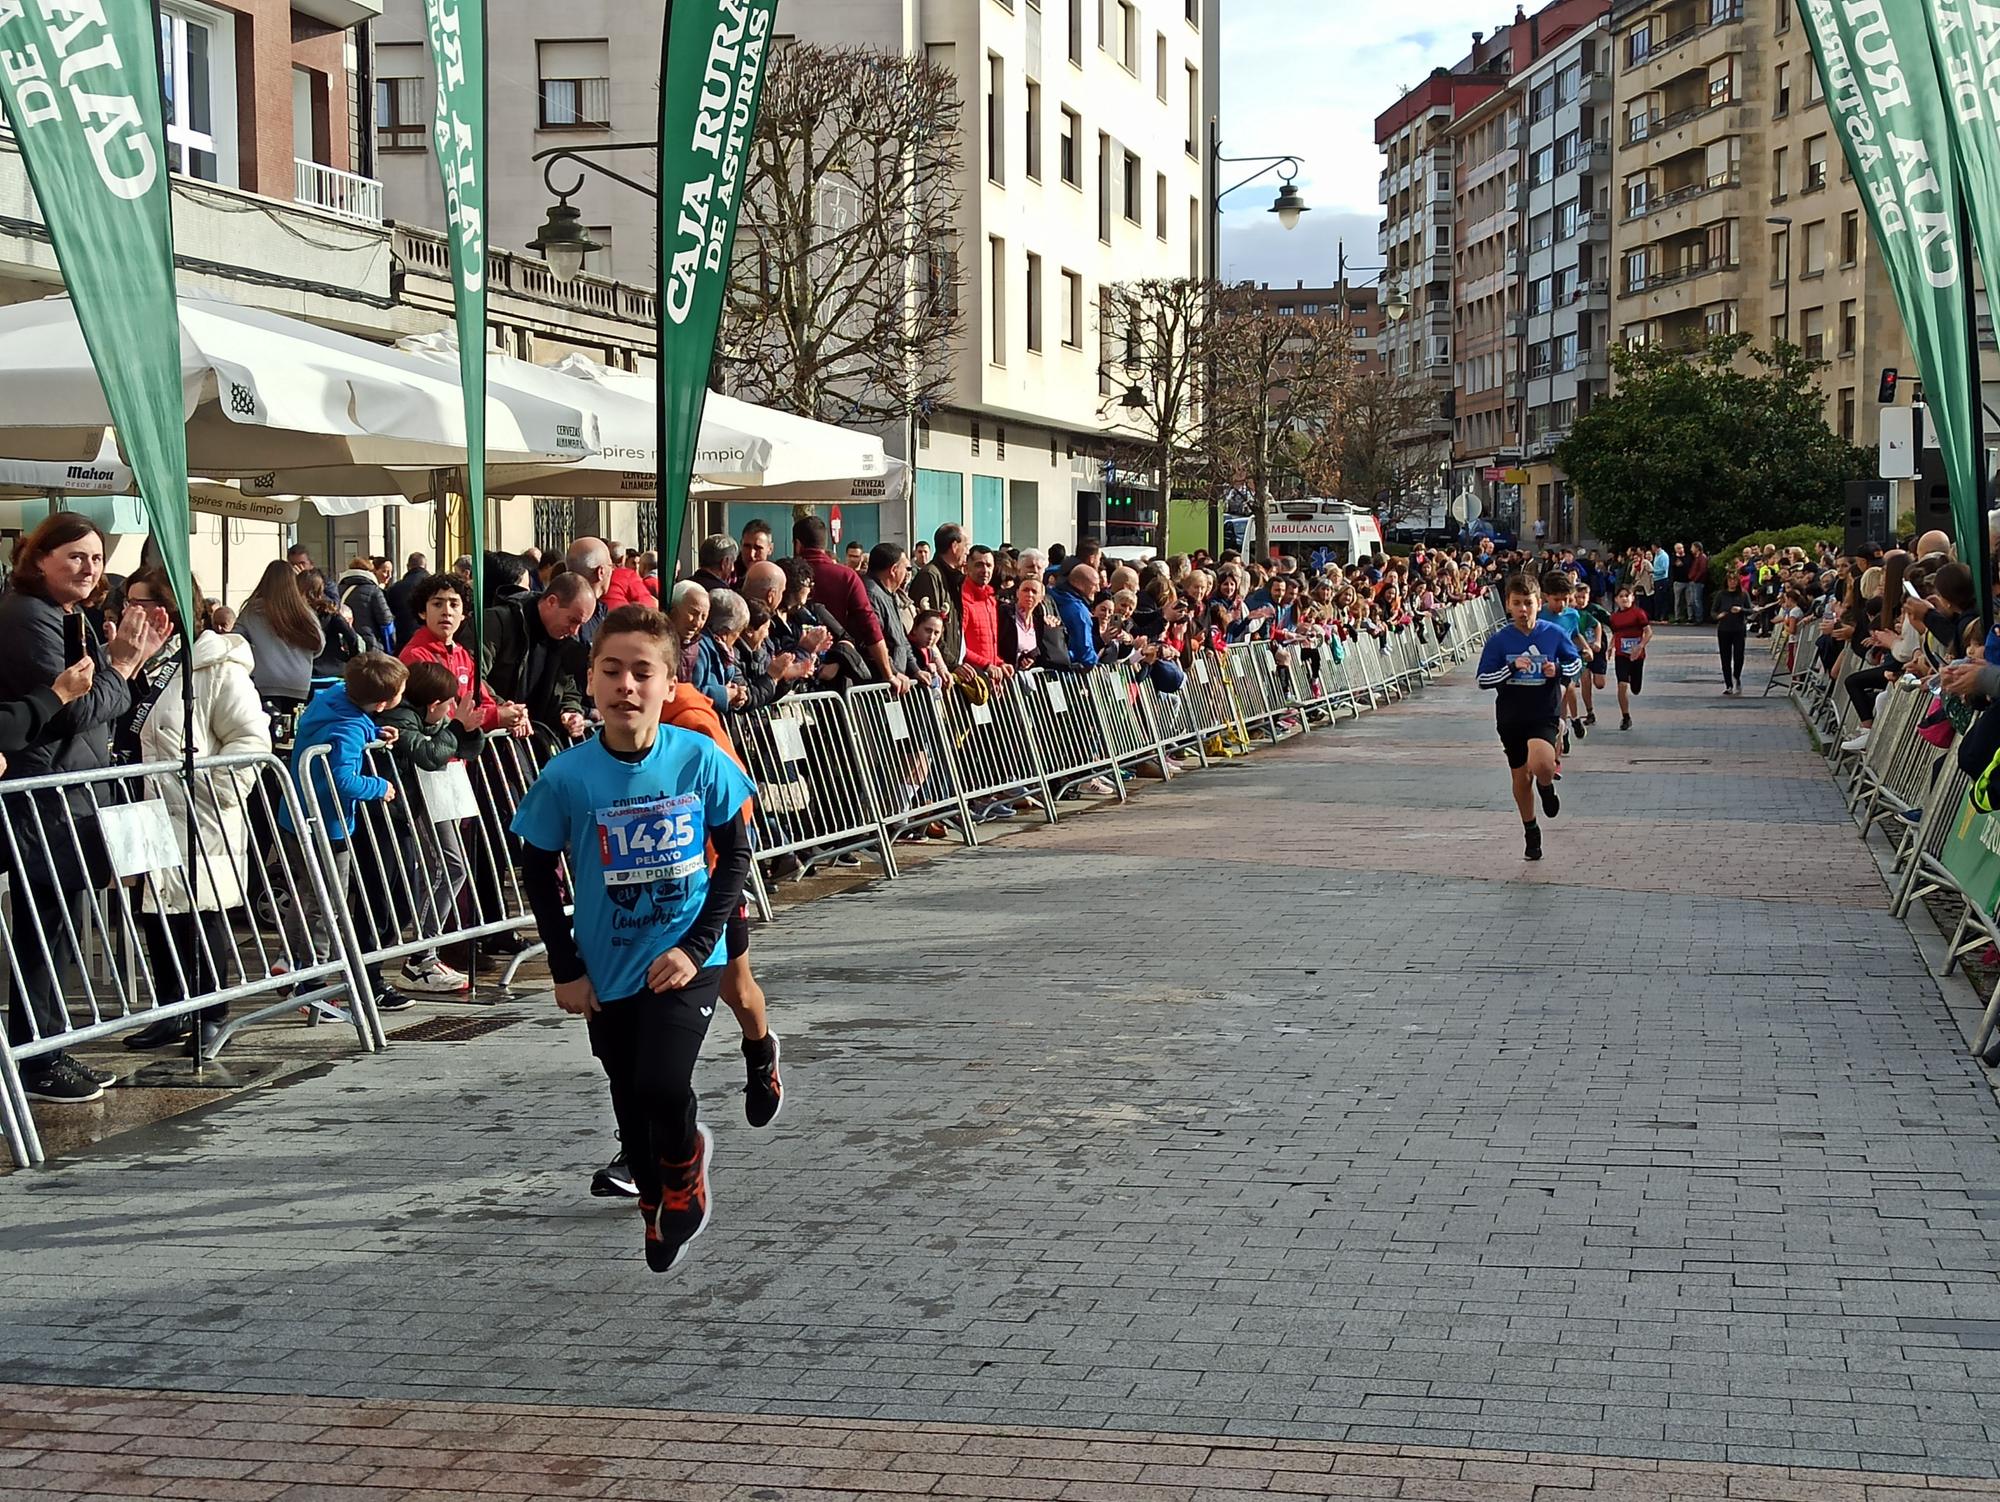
[
  {"left": 398, "top": 957, "right": 471, "bottom": 996},
  {"left": 1573, "top": 716, "right": 1588, "bottom": 741},
  {"left": 1840, "top": 730, "right": 1872, "bottom": 752},
  {"left": 591, "top": 1151, "right": 639, "bottom": 1198},
  {"left": 1620, "top": 713, "right": 1632, "bottom": 730},
  {"left": 1524, "top": 823, "right": 1543, "bottom": 862},
  {"left": 648, "top": 1124, "right": 714, "bottom": 1273},
  {"left": 744, "top": 1033, "right": 783, "bottom": 1128},
  {"left": 1539, "top": 782, "right": 1561, "bottom": 819}
]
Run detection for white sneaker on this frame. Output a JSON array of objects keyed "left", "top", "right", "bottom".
[
  {"left": 1840, "top": 730, "right": 1871, "bottom": 752},
  {"left": 398, "top": 958, "right": 471, "bottom": 995}
]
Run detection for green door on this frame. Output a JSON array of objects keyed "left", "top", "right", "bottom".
[
  {"left": 915, "top": 468, "right": 964, "bottom": 548},
  {"left": 972, "top": 474, "right": 1005, "bottom": 549}
]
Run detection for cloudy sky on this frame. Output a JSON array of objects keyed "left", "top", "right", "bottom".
[{"left": 1218, "top": 0, "right": 1508, "bottom": 289}]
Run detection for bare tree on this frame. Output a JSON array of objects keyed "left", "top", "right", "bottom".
[
  {"left": 1331, "top": 371, "right": 1453, "bottom": 531},
  {"left": 1095, "top": 277, "right": 1216, "bottom": 552},
  {"left": 722, "top": 46, "right": 962, "bottom": 427},
  {"left": 1212, "top": 285, "right": 1352, "bottom": 557}
]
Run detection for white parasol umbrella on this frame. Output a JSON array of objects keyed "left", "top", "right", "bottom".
[{"left": 0, "top": 295, "right": 601, "bottom": 472}]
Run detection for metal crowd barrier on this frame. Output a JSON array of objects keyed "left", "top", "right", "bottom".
[
  {"left": 847, "top": 682, "right": 979, "bottom": 847},
  {"left": 731, "top": 690, "right": 898, "bottom": 880},
  {"left": 4, "top": 593, "right": 1509, "bottom": 1166},
  {"left": 298, "top": 730, "right": 556, "bottom": 1018},
  {"left": 0, "top": 752, "right": 374, "bottom": 1168}
]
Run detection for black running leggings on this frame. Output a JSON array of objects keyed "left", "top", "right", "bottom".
[
  {"left": 1718, "top": 630, "right": 1746, "bottom": 685},
  {"left": 585, "top": 972, "right": 721, "bottom": 1203},
  {"left": 1846, "top": 663, "right": 1896, "bottom": 724}
]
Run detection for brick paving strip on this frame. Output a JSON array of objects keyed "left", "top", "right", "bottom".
[{"left": 5, "top": 1384, "right": 1997, "bottom": 1501}]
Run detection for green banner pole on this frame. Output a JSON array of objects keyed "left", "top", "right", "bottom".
[
  {"left": 656, "top": 0, "right": 782, "bottom": 577},
  {"left": 425, "top": 0, "right": 487, "bottom": 655},
  {"left": 1923, "top": 0, "right": 2000, "bottom": 619},
  {"left": 1798, "top": 0, "right": 1982, "bottom": 571}
]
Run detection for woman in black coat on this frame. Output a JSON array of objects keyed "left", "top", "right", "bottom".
[{"left": 998, "top": 575, "right": 1072, "bottom": 671}]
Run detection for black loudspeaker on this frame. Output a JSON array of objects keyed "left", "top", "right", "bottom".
[
  {"left": 1915, "top": 449, "right": 1955, "bottom": 538},
  {"left": 1845, "top": 479, "right": 1894, "bottom": 554}
]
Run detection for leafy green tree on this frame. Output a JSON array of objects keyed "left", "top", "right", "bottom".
[{"left": 1557, "top": 334, "right": 1868, "bottom": 549}]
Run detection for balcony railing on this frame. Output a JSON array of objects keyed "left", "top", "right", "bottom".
[{"left": 293, "top": 158, "right": 383, "bottom": 225}]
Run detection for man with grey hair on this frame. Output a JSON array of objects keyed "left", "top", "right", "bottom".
[
  {"left": 693, "top": 533, "right": 739, "bottom": 594},
  {"left": 566, "top": 535, "right": 615, "bottom": 643},
  {"left": 865, "top": 542, "right": 916, "bottom": 676}
]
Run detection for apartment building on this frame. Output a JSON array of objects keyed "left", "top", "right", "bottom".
[
  {"left": 0, "top": 0, "right": 400, "bottom": 590},
  {"left": 378, "top": 0, "right": 1219, "bottom": 556},
  {"left": 1244, "top": 281, "right": 1387, "bottom": 377},
  {"left": 1512, "top": 12, "right": 1613, "bottom": 542},
  {"left": 1376, "top": 0, "right": 1605, "bottom": 535},
  {"left": 1608, "top": 0, "right": 1911, "bottom": 449}
]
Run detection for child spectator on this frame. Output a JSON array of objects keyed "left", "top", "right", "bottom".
[
  {"left": 273, "top": 652, "right": 418, "bottom": 1014},
  {"left": 379, "top": 658, "right": 479, "bottom": 995}
]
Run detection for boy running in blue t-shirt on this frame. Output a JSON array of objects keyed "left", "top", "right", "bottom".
[
  {"left": 513, "top": 605, "right": 757, "bottom": 1274},
  {"left": 1538, "top": 571, "right": 1590, "bottom": 749},
  {"left": 1478, "top": 572, "right": 1582, "bottom": 862}
]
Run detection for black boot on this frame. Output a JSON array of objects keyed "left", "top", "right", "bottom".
[{"left": 123, "top": 1014, "right": 190, "bottom": 1050}]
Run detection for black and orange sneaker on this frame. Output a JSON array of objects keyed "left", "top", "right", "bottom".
[
  {"left": 744, "top": 1033, "right": 783, "bottom": 1129},
  {"left": 649, "top": 1123, "right": 714, "bottom": 1273}
]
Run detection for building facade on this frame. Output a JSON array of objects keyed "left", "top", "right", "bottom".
[
  {"left": 376, "top": 0, "right": 1220, "bottom": 557},
  {"left": 1608, "top": 0, "right": 1913, "bottom": 452},
  {"left": 1513, "top": 11, "right": 1613, "bottom": 543}
]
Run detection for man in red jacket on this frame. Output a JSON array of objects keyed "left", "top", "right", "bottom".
[
  {"left": 961, "top": 545, "right": 1005, "bottom": 678},
  {"left": 790, "top": 514, "right": 909, "bottom": 693}
]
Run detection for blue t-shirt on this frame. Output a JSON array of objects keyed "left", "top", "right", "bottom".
[{"left": 511, "top": 728, "right": 756, "bottom": 1000}]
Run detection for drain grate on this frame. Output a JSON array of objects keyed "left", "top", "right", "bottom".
[{"left": 389, "top": 1015, "right": 523, "bottom": 1043}]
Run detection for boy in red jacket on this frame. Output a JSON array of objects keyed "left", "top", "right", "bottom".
[{"left": 397, "top": 574, "right": 530, "bottom": 737}]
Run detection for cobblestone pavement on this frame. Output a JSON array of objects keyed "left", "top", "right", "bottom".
[{"left": 3, "top": 629, "right": 2000, "bottom": 1500}]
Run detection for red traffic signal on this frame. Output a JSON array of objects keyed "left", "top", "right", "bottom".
[{"left": 1878, "top": 367, "right": 1900, "bottom": 403}]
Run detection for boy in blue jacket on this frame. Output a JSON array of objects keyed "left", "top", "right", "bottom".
[
  {"left": 1477, "top": 572, "right": 1582, "bottom": 862},
  {"left": 273, "top": 652, "right": 417, "bottom": 1013}
]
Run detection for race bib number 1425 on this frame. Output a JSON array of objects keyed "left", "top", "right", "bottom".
[{"left": 596, "top": 795, "right": 704, "bottom": 887}]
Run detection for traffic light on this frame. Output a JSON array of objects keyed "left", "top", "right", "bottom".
[{"left": 1878, "top": 367, "right": 1900, "bottom": 403}]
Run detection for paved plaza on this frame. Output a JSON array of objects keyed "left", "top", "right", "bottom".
[{"left": 4, "top": 631, "right": 2000, "bottom": 1499}]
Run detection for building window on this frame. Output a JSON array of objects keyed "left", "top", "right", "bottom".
[
  {"left": 1770, "top": 145, "right": 1788, "bottom": 202},
  {"left": 537, "top": 40, "right": 610, "bottom": 129},
  {"left": 1098, "top": 132, "right": 1112, "bottom": 239},
  {"left": 1155, "top": 171, "right": 1167, "bottom": 239},
  {"left": 997, "top": 426, "right": 1007, "bottom": 460},
  {"left": 160, "top": 4, "right": 237, "bottom": 185},
  {"left": 1156, "top": 32, "right": 1167, "bottom": 100},
  {"left": 1026, "top": 252, "right": 1044, "bottom": 353},
  {"left": 1557, "top": 199, "right": 1581, "bottom": 240},
  {"left": 1119, "top": 1, "right": 1138, "bottom": 71},
  {"left": 1801, "top": 305, "right": 1825, "bottom": 359},
  {"left": 1776, "top": 0, "right": 1791, "bottom": 30},
  {"left": 987, "top": 54, "right": 1005, "bottom": 183},
  {"left": 1025, "top": 81, "right": 1042, "bottom": 181},
  {"left": 1774, "top": 62, "right": 1791, "bottom": 116},
  {"left": 1186, "top": 65, "right": 1200, "bottom": 156},
  {"left": 584, "top": 226, "right": 613, "bottom": 276},
  {"left": 1189, "top": 195, "right": 1200, "bottom": 278},
  {"left": 972, "top": 420, "right": 981, "bottom": 455},
  {"left": 1062, "top": 268, "right": 1084, "bottom": 348},
  {"left": 1801, "top": 219, "right": 1826, "bottom": 277},
  {"left": 1841, "top": 211, "right": 1860, "bottom": 266},
  {"left": 918, "top": 417, "right": 932, "bottom": 450},
  {"left": 375, "top": 63, "right": 427, "bottom": 153},
  {"left": 1186, "top": 0, "right": 1198, "bottom": 26},
  {"left": 1069, "top": 0, "right": 1084, "bottom": 62},
  {"left": 1769, "top": 227, "right": 1789, "bottom": 283},
  {"left": 1060, "top": 109, "right": 1080, "bottom": 186},
  {"left": 1627, "top": 22, "right": 1652, "bottom": 65},
  {"left": 1123, "top": 150, "right": 1141, "bottom": 223},
  {"left": 1805, "top": 135, "right": 1828, "bottom": 191},
  {"left": 989, "top": 236, "right": 1007, "bottom": 365},
  {"left": 1624, "top": 175, "right": 1650, "bottom": 216},
  {"left": 1839, "top": 298, "right": 1857, "bottom": 355},
  {"left": 1838, "top": 387, "right": 1856, "bottom": 440}
]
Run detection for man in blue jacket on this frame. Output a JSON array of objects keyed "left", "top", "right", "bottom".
[{"left": 1049, "top": 563, "right": 1101, "bottom": 668}]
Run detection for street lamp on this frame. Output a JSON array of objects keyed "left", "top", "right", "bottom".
[
  {"left": 1766, "top": 214, "right": 1793, "bottom": 343},
  {"left": 1270, "top": 178, "right": 1310, "bottom": 231},
  {"left": 527, "top": 194, "right": 601, "bottom": 285},
  {"left": 1206, "top": 131, "right": 1309, "bottom": 554}
]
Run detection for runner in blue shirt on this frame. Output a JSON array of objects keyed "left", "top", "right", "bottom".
[
  {"left": 1477, "top": 572, "right": 1583, "bottom": 861},
  {"left": 513, "top": 604, "right": 757, "bottom": 1274}
]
